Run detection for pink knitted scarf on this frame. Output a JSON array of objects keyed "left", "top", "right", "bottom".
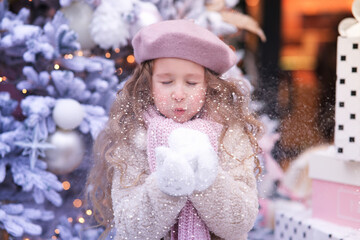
[{"left": 144, "top": 108, "right": 223, "bottom": 240}]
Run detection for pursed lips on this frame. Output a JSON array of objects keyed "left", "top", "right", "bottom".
[{"left": 174, "top": 108, "right": 186, "bottom": 114}]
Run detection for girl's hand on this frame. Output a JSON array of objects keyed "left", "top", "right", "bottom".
[
  {"left": 168, "top": 128, "right": 219, "bottom": 191},
  {"left": 155, "top": 146, "right": 195, "bottom": 196}
]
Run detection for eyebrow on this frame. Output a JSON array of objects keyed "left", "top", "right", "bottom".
[
  {"left": 153, "top": 73, "right": 203, "bottom": 78},
  {"left": 153, "top": 73, "right": 172, "bottom": 78}
]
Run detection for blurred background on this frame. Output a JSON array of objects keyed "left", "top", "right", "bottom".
[
  {"left": 247, "top": 0, "right": 352, "bottom": 167},
  {"left": 0, "top": 0, "right": 356, "bottom": 239}
]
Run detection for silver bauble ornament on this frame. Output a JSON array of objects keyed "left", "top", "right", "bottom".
[
  {"left": 61, "top": 1, "right": 96, "bottom": 50},
  {"left": 46, "top": 130, "right": 84, "bottom": 175},
  {"left": 53, "top": 98, "right": 85, "bottom": 130}
]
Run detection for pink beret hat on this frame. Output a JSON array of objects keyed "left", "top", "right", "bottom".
[{"left": 132, "top": 19, "right": 237, "bottom": 74}]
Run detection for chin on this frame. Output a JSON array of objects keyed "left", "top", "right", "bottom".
[
  {"left": 171, "top": 116, "right": 189, "bottom": 123},
  {"left": 172, "top": 118, "right": 186, "bottom": 123}
]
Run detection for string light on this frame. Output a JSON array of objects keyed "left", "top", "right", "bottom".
[
  {"left": 77, "top": 50, "right": 83, "bottom": 56},
  {"left": 114, "top": 48, "right": 120, "bottom": 53},
  {"left": 54, "top": 229, "right": 60, "bottom": 234},
  {"left": 73, "top": 199, "right": 82, "bottom": 208},
  {"left": 78, "top": 217, "right": 85, "bottom": 223},
  {"left": 0, "top": 76, "right": 7, "bottom": 82},
  {"left": 105, "top": 52, "right": 111, "bottom": 58},
  {"left": 23, "top": 238, "right": 30, "bottom": 240},
  {"left": 22, "top": 89, "right": 27, "bottom": 94},
  {"left": 51, "top": 236, "right": 57, "bottom": 240},
  {"left": 68, "top": 217, "right": 73, "bottom": 223},
  {"left": 62, "top": 181, "right": 71, "bottom": 190},
  {"left": 116, "top": 67, "right": 123, "bottom": 75},
  {"left": 127, "top": 55, "right": 135, "bottom": 64},
  {"left": 54, "top": 64, "right": 60, "bottom": 70},
  {"left": 64, "top": 54, "right": 73, "bottom": 59},
  {"left": 86, "top": 209, "right": 93, "bottom": 216}
]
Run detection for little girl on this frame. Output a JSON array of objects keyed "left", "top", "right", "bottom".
[{"left": 87, "top": 20, "right": 262, "bottom": 240}]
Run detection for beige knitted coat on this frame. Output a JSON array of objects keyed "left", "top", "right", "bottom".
[{"left": 111, "top": 124, "right": 258, "bottom": 240}]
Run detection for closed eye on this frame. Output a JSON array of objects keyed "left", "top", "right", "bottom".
[
  {"left": 161, "top": 81, "right": 172, "bottom": 85},
  {"left": 187, "top": 82, "right": 198, "bottom": 86}
]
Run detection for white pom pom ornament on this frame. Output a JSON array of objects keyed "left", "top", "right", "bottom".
[
  {"left": 129, "top": 2, "right": 163, "bottom": 37},
  {"left": 61, "top": 1, "right": 96, "bottom": 50},
  {"left": 90, "top": 0, "right": 130, "bottom": 49},
  {"left": 53, "top": 99, "right": 85, "bottom": 130}
]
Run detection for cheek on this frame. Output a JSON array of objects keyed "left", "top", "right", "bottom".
[
  {"left": 154, "top": 94, "right": 167, "bottom": 102},
  {"left": 152, "top": 91, "right": 168, "bottom": 108},
  {"left": 189, "top": 93, "right": 204, "bottom": 102},
  {"left": 189, "top": 88, "right": 206, "bottom": 103}
]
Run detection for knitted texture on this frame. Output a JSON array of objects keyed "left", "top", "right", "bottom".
[{"left": 144, "top": 108, "right": 223, "bottom": 240}]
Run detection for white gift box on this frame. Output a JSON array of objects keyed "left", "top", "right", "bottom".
[
  {"left": 335, "top": 36, "right": 360, "bottom": 162},
  {"left": 308, "top": 146, "right": 360, "bottom": 229},
  {"left": 274, "top": 201, "right": 360, "bottom": 240}
]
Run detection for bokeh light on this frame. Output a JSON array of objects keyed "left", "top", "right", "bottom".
[
  {"left": 127, "top": 55, "right": 135, "bottom": 63},
  {"left": 78, "top": 217, "right": 85, "bottom": 223},
  {"left": 62, "top": 181, "right": 71, "bottom": 190},
  {"left": 73, "top": 199, "right": 82, "bottom": 208}
]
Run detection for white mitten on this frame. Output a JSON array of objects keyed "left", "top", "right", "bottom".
[
  {"left": 168, "top": 128, "right": 218, "bottom": 192},
  {"left": 155, "top": 146, "right": 195, "bottom": 196}
]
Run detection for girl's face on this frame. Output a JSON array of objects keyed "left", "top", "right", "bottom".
[{"left": 152, "top": 58, "right": 206, "bottom": 123}]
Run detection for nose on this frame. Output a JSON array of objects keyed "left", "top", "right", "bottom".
[{"left": 172, "top": 84, "right": 186, "bottom": 102}]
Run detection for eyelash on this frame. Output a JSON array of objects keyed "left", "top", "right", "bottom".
[
  {"left": 160, "top": 81, "right": 197, "bottom": 86},
  {"left": 161, "top": 81, "right": 172, "bottom": 85}
]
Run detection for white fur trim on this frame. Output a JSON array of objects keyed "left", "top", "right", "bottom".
[{"left": 132, "top": 128, "right": 147, "bottom": 150}]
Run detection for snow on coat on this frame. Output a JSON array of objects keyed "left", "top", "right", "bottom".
[{"left": 111, "top": 124, "right": 258, "bottom": 240}]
